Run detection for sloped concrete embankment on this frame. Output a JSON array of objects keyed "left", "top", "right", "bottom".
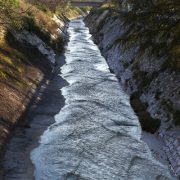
[
  {"left": 0, "top": 15, "right": 69, "bottom": 159},
  {"left": 85, "top": 10, "right": 180, "bottom": 177},
  {"left": 1, "top": 53, "right": 68, "bottom": 179}
]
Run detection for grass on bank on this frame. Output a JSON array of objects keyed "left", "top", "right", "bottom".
[{"left": 0, "top": 0, "right": 85, "bottom": 149}]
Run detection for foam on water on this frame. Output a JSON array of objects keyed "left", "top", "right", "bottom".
[{"left": 31, "top": 19, "right": 174, "bottom": 180}]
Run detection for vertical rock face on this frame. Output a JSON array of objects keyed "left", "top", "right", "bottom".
[
  {"left": 13, "top": 30, "right": 56, "bottom": 64},
  {"left": 85, "top": 8, "right": 180, "bottom": 177}
]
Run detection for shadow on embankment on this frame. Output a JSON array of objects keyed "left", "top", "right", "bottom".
[{"left": 0, "top": 53, "right": 68, "bottom": 179}]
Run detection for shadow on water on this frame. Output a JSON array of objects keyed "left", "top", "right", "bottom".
[{"left": 0, "top": 53, "right": 69, "bottom": 180}]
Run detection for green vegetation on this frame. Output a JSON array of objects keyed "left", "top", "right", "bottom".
[{"left": 99, "top": 0, "right": 180, "bottom": 71}]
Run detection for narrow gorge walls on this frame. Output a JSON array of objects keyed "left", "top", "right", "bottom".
[
  {"left": 85, "top": 2, "right": 180, "bottom": 176},
  {"left": 31, "top": 18, "right": 174, "bottom": 180}
]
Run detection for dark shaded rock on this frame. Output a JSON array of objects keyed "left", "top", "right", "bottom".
[{"left": 130, "top": 94, "right": 160, "bottom": 133}]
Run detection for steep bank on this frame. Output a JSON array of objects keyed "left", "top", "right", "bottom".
[
  {"left": 0, "top": 0, "right": 83, "bottom": 160},
  {"left": 0, "top": 3, "right": 87, "bottom": 179},
  {"left": 85, "top": 4, "right": 180, "bottom": 177},
  {"left": 1, "top": 53, "right": 68, "bottom": 179},
  {"left": 31, "top": 18, "right": 174, "bottom": 180}
]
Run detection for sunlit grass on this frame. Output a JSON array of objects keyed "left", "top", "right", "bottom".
[{"left": 0, "top": 71, "right": 7, "bottom": 79}]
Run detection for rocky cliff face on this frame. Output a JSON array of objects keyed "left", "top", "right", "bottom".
[{"left": 85, "top": 9, "right": 180, "bottom": 177}]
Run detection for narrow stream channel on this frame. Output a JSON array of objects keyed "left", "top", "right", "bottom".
[
  {"left": 2, "top": 18, "right": 173, "bottom": 180},
  {"left": 31, "top": 19, "right": 173, "bottom": 179}
]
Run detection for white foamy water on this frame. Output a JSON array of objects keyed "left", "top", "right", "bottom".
[{"left": 31, "top": 19, "right": 173, "bottom": 180}]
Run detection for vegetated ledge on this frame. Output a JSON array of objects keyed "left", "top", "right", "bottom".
[
  {"left": 0, "top": 13, "right": 69, "bottom": 161},
  {"left": 84, "top": 7, "right": 180, "bottom": 177}
]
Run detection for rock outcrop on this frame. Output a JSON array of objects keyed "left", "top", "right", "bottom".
[{"left": 85, "top": 8, "right": 180, "bottom": 177}]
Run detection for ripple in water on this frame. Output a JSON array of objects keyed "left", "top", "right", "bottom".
[{"left": 31, "top": 19, "right": 174, "bottom": 180}]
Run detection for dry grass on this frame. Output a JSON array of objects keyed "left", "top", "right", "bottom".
[
  {"left": 0, "top": 32, "right": 43, "bottom": 149},
  {"left": 19, "top": 0, "right": 59, "bottom": 35},
  {"left": 0, "top": 0, "right": 83, "bottom": 151}
]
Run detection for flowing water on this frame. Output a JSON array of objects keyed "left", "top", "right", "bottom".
[{"left": 30, "top": 19, "right": 173, "bottom": 179}]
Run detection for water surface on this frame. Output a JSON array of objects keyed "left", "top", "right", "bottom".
[{"left": 31, "top": 19, "right": 173, "bottom": 180}]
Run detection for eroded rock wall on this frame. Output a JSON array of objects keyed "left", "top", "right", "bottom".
[{"left": 85, "top": 9, "right": 180, "bottom": 177}]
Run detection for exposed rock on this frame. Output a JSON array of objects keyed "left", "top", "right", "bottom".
[
  {"left": 130, "top": 94, "right": 160, "bottom": 133},
  {"left": 12, "top": 30, "right": 56, "bottom": 65},
  {"left": 85, "top": 8, "right": 180, "bottom": 177}
]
